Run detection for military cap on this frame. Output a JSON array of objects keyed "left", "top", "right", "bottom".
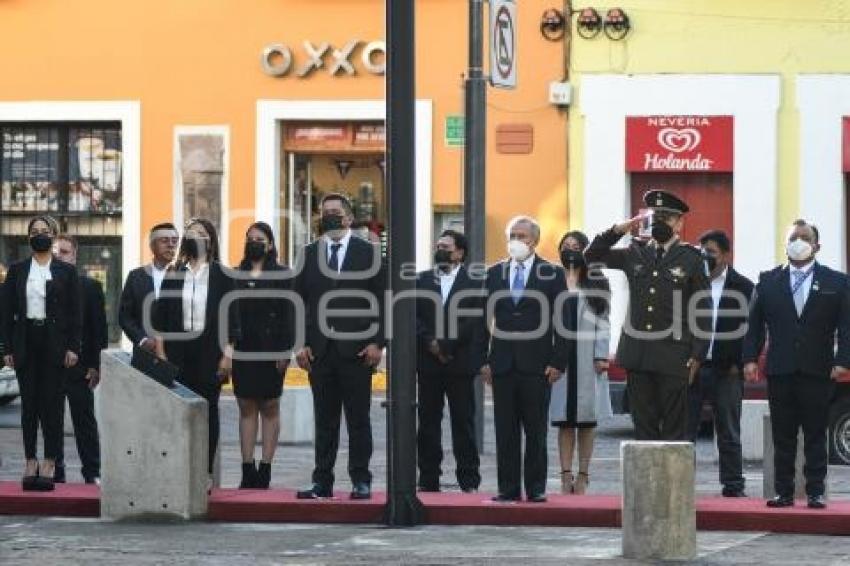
[{"left": 643, "top": 189, "right": 689, "bottom": 215}]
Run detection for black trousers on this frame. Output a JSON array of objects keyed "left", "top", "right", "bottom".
[
  {"left": 57, "top": 367, "right": 101, "bottom": 481},
  {"left": 767, "top": 372, "right": 833, "bottom": 497},
  {"left": 16, "top": 324, "right": 64, "bottom": 460},
  {"left": 178, "top": 338, "right": 222, "bottom": 474},
  {"left": 492, "top": 370, "right": 550, "bottom": 498},
  {"left": 687, "top": 364, "right": 744, "bottom": 490},
  {"left": 309, "top": 342, "right": 373, "bottom": 487},
  {"left": 416, "top": 369, "right": 481, "bottom": 490},
  {"left": 628, "top": 370, "right": 688, "bottom": 441}
]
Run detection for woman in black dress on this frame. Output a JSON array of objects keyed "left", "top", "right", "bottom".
[
  {"left": 160, "top": 218, "right": 240, "bottom": 478},
  {"left": 2, "top": 215, "right": 81, "bottom": 491},
  {"left": 232, "top": 222, "right": 294, "bottom": 489}
]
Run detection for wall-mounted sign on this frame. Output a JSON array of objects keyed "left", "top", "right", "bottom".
[
  {"left": 262, "top": 40, "right": 386, "bottom": 77},
  {"left": 626, "top": 116, "right": 733, "bottom": 172},
  {"left": 490, "top": 0, "right": 517, "bottom": 89},
  {"left": 283, "top": 122, "right": 385, "bottom": 153},
  {"left": 445, "top": 115, "right": 465, "bottom": 147}
]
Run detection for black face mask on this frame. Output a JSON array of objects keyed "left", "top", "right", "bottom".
[
  {"left": 651, "top": 221, "right": 675, "bottom": 244},
  {"left": 30, "top": 233, "right": 52, "bottom": 253},
  {"left": 560, "top": 250, "right": 585, "bottom": 270},
  {"left": 245, "top": 241, "right": 267, "bottom": 262},
  {"left": 183, "top": 237, "right": 209, "bottom": 260},
  {"left": 320, "top": 214, "right": 345, "bottom": 233},
  {"left": 434, "top": 249, "right": 453, "bottom": 267}
]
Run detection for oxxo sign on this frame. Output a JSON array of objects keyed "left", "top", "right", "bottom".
[
  {"left": 261, "top": 40, "right": 386, "bottom": 77},
  {"left": 626, "top": 116, "right": 734, "bottom": 172}
]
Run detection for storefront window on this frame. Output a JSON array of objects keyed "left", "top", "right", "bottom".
[{"left": 0, "top": 121, "right": 123, "bottom": 343}]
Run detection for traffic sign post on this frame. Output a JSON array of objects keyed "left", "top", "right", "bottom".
[{"left": 490, "top": 0, "right": 517, "bottom": 89}]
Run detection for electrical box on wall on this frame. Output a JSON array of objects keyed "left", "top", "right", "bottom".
[{"left": 549, "top": 81, "right": 572, "bottom": 106}]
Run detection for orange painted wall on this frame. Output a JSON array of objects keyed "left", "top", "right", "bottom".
[{"left": 0, "top": 0, "right": 568, "bottom": 263}]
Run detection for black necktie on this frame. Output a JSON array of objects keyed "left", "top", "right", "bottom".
[
  {"left": 328, "top": 243, "right": 342, "bottom": 272},
  {"left": 656, "top": 245, "right": 664, "bottom": 262}
]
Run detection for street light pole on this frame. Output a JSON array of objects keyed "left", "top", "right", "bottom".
[
  {"left": 464, "top": 0, "right": 487, "bottom": 453},
  {"left": 385, "top": 0, "right": 423, "bottom": 526}
]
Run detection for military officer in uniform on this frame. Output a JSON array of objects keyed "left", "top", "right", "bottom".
[{"left": 585, "top": 190, "right": 710, "bottom": 440}]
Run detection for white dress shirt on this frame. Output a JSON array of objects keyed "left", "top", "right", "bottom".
[
  {"left": 26, "top": 258, "right": 52, "bottom": 320},
  {"left": 437, "top": 264, "right": 461, "bottom": 305},
  {"left": 789, "top": 259, "right": 816, "bottom": 305},
  {"left": 182, "top": 262, "right": 210, "bottom": 332},
  {"left": 325, "top": 229, "right": 352, "bottom": 272},
  {"left": 509, "top": 254, "right": 536, "bottom": 288},
  {"left": 705, "top": 266, "right": 728, "bottom": 361},
  {"left": 151, "top": 263, "right": 167, "bottom": 300}
]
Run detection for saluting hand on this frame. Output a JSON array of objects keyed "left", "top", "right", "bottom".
[{"left": 614, "top": 215, "right": 644, "bottom": 236}]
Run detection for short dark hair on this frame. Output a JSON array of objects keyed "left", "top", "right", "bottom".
[
  {"left": 150, "top": 222, "right": 177, "bottom": 235},
  {"left": 793, "top": 218, "right": 820, "bottom": 243},
  {"left": 55, "top": 234, "right": 79, "bottom": 251},
  {"left": 320, "top": 192, "right": 354, "bottom": 216},
  {"left": 440, "top": 229, "right": 468, "bottom": 261},
  {"left": 699, "top": 229, "right": 731, "bottom": 253}
]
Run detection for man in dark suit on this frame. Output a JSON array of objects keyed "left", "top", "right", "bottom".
[
  {"left": 585, "top": 190, "right": 710, "bottom": 441},
  {"left": 53, "top": 235, "right": 108, "bottom": 484},
  {"left": 415, "top": 230, "right": 482, "bottom": 493},
  {"left": 480, "top": 216, "right": 567, "bottom": 503},
  {"left": 118, "top": 223, "right": 178, "bottom": 369},
  {"left": 743, "top": 219, "right": 850, "bottom": 509},
  {"left": 687, "top": 230, "right": 754, "bottom": 497},
  {"left": 294, "top": 193, "right": 385, "bottom": 500}
]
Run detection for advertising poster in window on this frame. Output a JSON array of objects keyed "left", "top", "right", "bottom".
[
  {"left": 177, "top": 133, "right": 225, "bottom": 236},
  {"left": 1, "top": 129, "right": 59, "bottom": 212},
  {"left": 69, "top": 128, "right": 123, "bottom": 213}
]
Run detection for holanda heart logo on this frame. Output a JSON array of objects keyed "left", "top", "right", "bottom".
[{"left": 657, "top": 128, "right": 701, "bottom": 153}]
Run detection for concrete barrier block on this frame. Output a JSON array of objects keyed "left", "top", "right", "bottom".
[
  {"left": 622, "top": 441, "right": 696, "bottom": 561},
  {"left": 279, "top": 386, "right": 314, "bottom": 444},
  {"left": 99, "top": 350, "right": 209, "bottom": 520},
  {"left": 763, "top": 413, "right": 828, "bottom": 500}
]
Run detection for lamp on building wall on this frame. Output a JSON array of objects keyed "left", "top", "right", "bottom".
[
  {"left": 576, "top": 7, "right": 602, "bottom": 39},
  {"left": 540, "top": 8, "right": 566, "bottom": 41},
  {"left": 603, "top": 8, "right": 631, "bottom": 40},
  {"left": 335, "top": 158, "right": 354, "bottom": 179}
]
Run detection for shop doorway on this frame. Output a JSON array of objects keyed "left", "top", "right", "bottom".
[
  {"left": 279, "top": 122, "right": 386, "bottom": 265},
  {"left": 630, "top": 172, "right": 734, "bottom": 249}
]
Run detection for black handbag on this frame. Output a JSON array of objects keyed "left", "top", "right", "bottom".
[{"left": 132, "top": 346, "right": 179, "bottom": 388}]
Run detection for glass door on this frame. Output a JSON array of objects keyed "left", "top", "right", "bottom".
[{"left": 285, "top": 152, "right": 312, "bottom": 266}]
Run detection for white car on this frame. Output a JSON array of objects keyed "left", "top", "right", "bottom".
[{"left": 0, "top": 366, "right": 19, "bottom": 406}]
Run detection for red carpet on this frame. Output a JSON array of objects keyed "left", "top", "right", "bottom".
[
  {"left": 2, "top": 481, "right": 850, "bottom": 534},
  {"left": 0, "top": 481, "right": 99, "bottom": 517}
]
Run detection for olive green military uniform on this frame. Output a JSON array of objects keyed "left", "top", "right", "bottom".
[{"left": 585, "top": 229, "right": 710, "bottom": 440}]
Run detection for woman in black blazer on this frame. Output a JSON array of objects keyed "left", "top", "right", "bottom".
[
  {"left": 160, "top": 218, "right": 240, "bottom": 476},
  {"left": 231, "top": 221, "right": 294, "bottom": 489},
  {"left": 2, "top": 215, "right": 81, "bottom": 491}
]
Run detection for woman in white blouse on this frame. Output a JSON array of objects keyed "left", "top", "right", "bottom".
[
  {"left": 2, "top": 215, "right": 82, "bottom": 491},
  {"left": 160, "top": 218, "right": 240, "bottom": 477}
]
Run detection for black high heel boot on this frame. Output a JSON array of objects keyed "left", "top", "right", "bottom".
[
  {"left": 239, "top": 461, "right": 258, "bottom": 489},
  {"left": 256, "top": 462, "right": 271, "bottom": 489}
]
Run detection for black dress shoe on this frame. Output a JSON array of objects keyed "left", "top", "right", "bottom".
[
  {"left": 460, "top": 486, "right": 478, "bottom": 494},
  {"left": 722, "top": 487, "right": 747, "bottom": 498},
  {"left": 491, "top": 494, "right": 520, "bottom": 503},
  {"left": 53, "top": 465, "right": 66, "bottom": 484},
  {"left": 350, "top": 483, "right": 371, "bottom": 500},
  {"left": 239, "top": 461, "right": 258, "bottom": 489},
  {"left": 33, "top": 476, "right": 55, "bottom": 492},
  {"left": 296, "top": 484, "right": 333, "bottom": 499},
  {"left": 527, "top": 493, "right": 547, "bottom": 503},
  {"left": 21, "top": 475, "right": 38, "bottom": 491},
  {"left": 807, "top": 495, "right": 827, "bottom": 509},
  {"left": 417, "top": 485, "right": 440, "bottom": 493},
  {"left": 256, "top": 462, "right": 272, "bottom": 490},
  {"left": 766, "top": 495, "right": 794, "bottom": 508}
]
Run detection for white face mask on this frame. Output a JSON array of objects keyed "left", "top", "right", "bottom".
[
  {"left": 508, "top": 239, "right": 531, "bottom": 261},
  {"left": 786, "top": 238, "right": 814, "bottom": 262}
]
